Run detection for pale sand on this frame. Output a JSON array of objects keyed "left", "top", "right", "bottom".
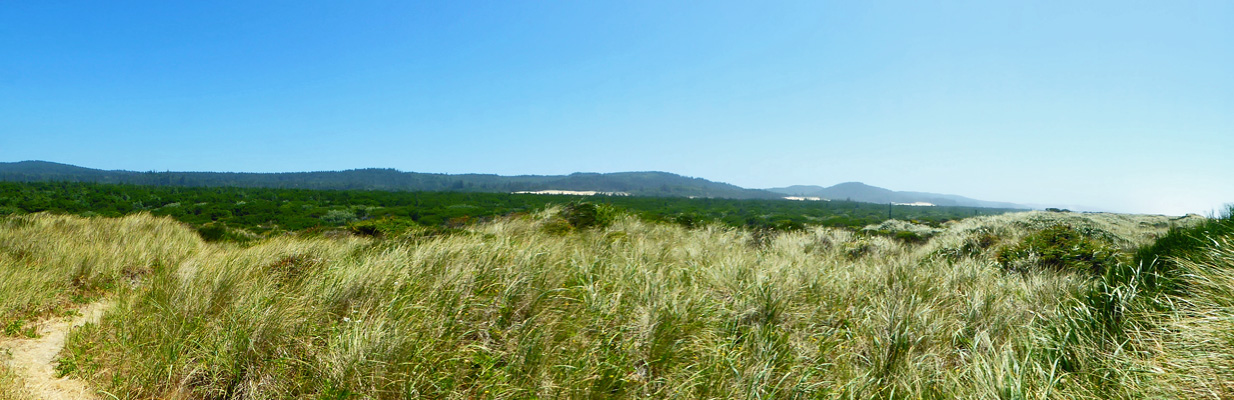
[{"left": 1, "top": 302, "right": 110, "bottom": 400}]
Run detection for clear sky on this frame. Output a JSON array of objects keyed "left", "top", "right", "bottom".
[{"left": 2, "top": 2, "right": 1231, "bottom": 215}]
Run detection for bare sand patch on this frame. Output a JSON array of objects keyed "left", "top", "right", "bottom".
[{"left": 0, "top": 302, "right": 109, "bottom": 400}]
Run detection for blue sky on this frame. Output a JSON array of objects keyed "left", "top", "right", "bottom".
[{"left": 2, "top": 1, "right": 1231, "bottom": 215}]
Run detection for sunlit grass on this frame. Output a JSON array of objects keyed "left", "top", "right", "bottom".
[
  {"left": 3, "top": 209, "right": 1226, "bottom": 399},
  {"left": 0, "top": 213, "right": 201, "bottom": 337}
]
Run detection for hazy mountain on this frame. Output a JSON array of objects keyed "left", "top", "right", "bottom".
[
  {"left": 766, "top": 182, "right": 1028, "bottom": 209},
  {"left": 0, "top": 161, "right": 781, "bottom": 199}
]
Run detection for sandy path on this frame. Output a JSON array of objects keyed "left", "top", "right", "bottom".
[{"left": 0, "top": 302, "right": 110, "bottom": 400}]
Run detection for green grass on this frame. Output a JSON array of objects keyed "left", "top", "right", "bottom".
[
  {"left": 3, "top": 209, "right": 1228, "bottom": 399},
  {"left": 0, "top": 213, "right": 201, "bottom": 338}
]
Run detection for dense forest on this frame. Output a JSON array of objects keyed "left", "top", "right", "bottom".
[
  {"left": 0, "top": 181, "right": 1018, "bottom": 237},
  {"left": 0, "top": 161, "right": 780, "bottom": 199}
]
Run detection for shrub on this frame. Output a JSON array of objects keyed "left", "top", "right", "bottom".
[
  {"left": 930, "top": 228, "right": 1002, "bottom": 262},
  {"left": 996, "top": 224, "right": 1120, "bottom": 273},
  {"left": 195, "top": 222, "right": 253, "bottom": 243},
  {"left": 670, "top": 214, "right": 700, "bottom": 229},
  {"left": 541, "top": 217, "right": 574, "bottom": 235},
  {"left": 321, "top": 209, "right": 358, "bottom": 225},
  {"left": 841, "top": 238, "right": 874, "bottom": 259},
  {"left": 348, "top": 217, "right": 418, "bottom": 238},
  {"left": 862, "top": 220, "right": 942, "bottom": 243},
  {"left": 894, "top": 230, "right": 925, "bottom": 243},
  {"left": 772, "top": 219, "right": 805, "bottom": 232},
  {"left": 561, "top": 202, "right": 615, "bottom": 230}
]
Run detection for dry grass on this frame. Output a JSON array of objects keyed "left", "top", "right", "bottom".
[
  {"left": 0, "top": 210, "right": 1221, "bottom": 399},
  {"left": 0, "top": 363, "right": 32, "bottom": 400},
  {"left": 0, "top": 213, "right": 201, "bottom": 331}
]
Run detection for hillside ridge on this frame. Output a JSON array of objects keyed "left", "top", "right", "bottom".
[
  {"left": 0, "top": 160, "right": 1027, "bottom": 208},
  {"left": 765, "top": 182, "right": 1026, "bottom": 209}
]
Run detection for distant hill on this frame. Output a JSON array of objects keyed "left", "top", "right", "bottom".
[
  {"left": 0, "top": 161, "right": 782, "bottom": 200},
  {"left": 766, "top": 182, "right": 1028, "bottom": 209},
  {"left": 0, "top": 161, "right": 1034, "bottom": 208}
]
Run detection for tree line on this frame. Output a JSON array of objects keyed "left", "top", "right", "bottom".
[{"left": 0, "top": 181, "right": 1018, "bottom": 235}]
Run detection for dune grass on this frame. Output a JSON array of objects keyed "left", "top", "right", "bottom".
[
  {"left": 0, "top": 213, "right": 201, "bottom": 334},
  {"left": 0, "top": 364, "right": 29, "bottom": 400},
  {"left": 1, "top": 209, "right": 1225, "bottom": 398},
  {"left": 0, "top": 213, "right": 199, "bottom": 400},
  {"left": 1096, "top": 207, "right": 1234, "bottom": 398}
]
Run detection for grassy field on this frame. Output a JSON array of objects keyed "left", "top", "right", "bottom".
[{"left": 1, "top": 208, "right": 1229, "bottom": 399}]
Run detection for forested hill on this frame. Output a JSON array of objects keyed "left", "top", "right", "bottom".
[{"left": 0, "top": 161, "right": 782, "bottom": 199}]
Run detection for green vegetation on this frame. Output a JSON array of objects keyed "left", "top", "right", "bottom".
[
  {"left": 1131, "top": 209, "right": 1234, "bottom": 297},
  {"left": 3, "top": 178, "right": 1230, "bottom": 399},
  {"left": 862, "top": 220, "right": 943, "bottom": 244},
  {"left": 995, "top": 224, "right": 1122, "bottom": 273},
  {"left": 0, "top": 215, "right": 200, "bottom": 342},
  {"left": 347, "top": 216, "right": 420, "bottom": 238},
  {"left": 0, "top": 181, "right": 1019, "bottom": 237},
  {"left": 5, "top": 207, "right": 1231, "bottom": 399},
  {"left": 0, "top": 214, "right": 201, "bottom": 399},
  {"left": 560, "top": 202, "right": 617, "bottom": 230}
]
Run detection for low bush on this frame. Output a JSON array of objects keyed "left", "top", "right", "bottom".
[
  {"left": 862, "top": 219, "right": 942, "bottom": 244},
  {"left": 561, "top": 202, "right": 615, "bottom": 230},
  {"left": 542, "top": 202, "right": 617, "bottom": 235},
  {"left": 893, "top": 230, "right": 926, "bottom": 243},
  {"left": 996, "top": 224, "right": 1121, "bottom": 273},
  {"left": 195, "top": 222, "right": 254, "bottom": 243},
  {"left": 347, "top": 216, "right": 418, "bottom": 238}
]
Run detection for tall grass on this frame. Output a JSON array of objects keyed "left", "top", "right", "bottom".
[
  {"left": 1070, "top": 206, "right": 1234, "bottom": 398},
  {"left": 0, "top": 213, "right": 201, "bottom": 336},
  {"left": 1, "top": 209, "right": 1216, "bottom": 398},
  {"left": 0, "top": 213, "right": 199, "bottom": 400},
  {"left": 1150, "top": 237, "right": 1234, "bottom": 396}
]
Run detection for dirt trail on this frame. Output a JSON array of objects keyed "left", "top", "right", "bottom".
[{"left": 1, "top": 302, "right": 110, "bottom": 400}]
